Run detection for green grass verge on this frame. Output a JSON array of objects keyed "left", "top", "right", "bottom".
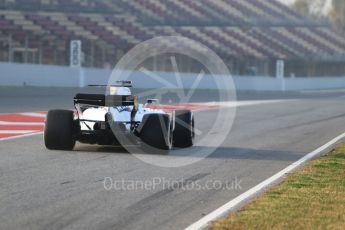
[{"left": 210, "top": 144, "right": 345, "bottom": 230}]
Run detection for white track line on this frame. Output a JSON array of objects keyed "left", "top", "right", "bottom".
[
  {"left": 0, "top": 132, "right": 43, "bottom": 142},
  {"left": 0, "top": 121, "right": 45, "bottom": 126},
  {"left": 0, "top": 130, "right": 39, "bottom": 134},
  {"left": 20, "top": 112, "right": 46, "bottom": 118},
  {"left": 203, "top": 99, "right": 295, "bottom": 108},
  {"left": 185, "top": 131, "right": 345, "bottom": 230}
]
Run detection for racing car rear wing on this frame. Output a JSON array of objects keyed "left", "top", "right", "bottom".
[
  {"left": 88, "top": 80, "right": 133, "bottom": 88},
  {"left": 74, "top": 94, "right": 137, "bottom": 107}
]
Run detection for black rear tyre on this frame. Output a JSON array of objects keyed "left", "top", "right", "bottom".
[
  {"left": 139, "top": 114, "right": 172, "bottom": 151},
  {"left": 44, "top": 110, "right": 76, "bottom": 150},
  {"left": 173, "top": 110, "right": 194, "bottom": 148}
]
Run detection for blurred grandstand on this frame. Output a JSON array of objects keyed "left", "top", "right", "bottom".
[{"left": 1, "top": 0, "right": 345, "bottom": 77}]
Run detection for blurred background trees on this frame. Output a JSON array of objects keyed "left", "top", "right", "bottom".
[
  {"left": 330, "top": 0, "right": 345, "bottom": 34},
  {"left": 293, "top": 0, "right": 345, "bottom": 34}
]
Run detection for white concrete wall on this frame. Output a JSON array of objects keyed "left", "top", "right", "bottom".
[
  {"left": 0, "top": 63, "right": 81, "bottom": 87},
  {"left": 1, "top": 62, "right": 345, "bottom": 91}
]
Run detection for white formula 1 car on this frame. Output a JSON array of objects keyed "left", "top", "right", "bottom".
[{"left": 44, "top": 81, "right": 195, "bottom": 151}]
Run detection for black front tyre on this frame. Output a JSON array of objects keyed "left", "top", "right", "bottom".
[
  {"left": 173, "top": 110, "right": 195, "bottom": 148},
  {"left": 44, "top": 110, "right": 76, "bottom": 150}
]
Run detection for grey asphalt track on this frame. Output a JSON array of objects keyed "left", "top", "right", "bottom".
[{"left": 1, "top": 87, "right": 345, "bottom": 230}]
